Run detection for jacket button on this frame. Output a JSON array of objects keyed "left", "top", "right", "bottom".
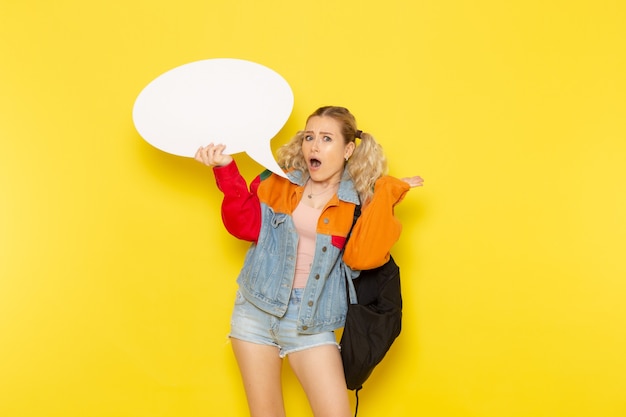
[
  {"left": 323, "top": 218, "right": 329, "bottom": 224},
  {"left": 315, "top": 274, "right": 320, "bottom": 280},
  {"left": 322, "top": 246, "right": 327, "bottom": 252},
  {"left": 308, "top": 301, "right": 314, "bottom": 307},
  {"left": 302, "top": 326, "right": 308, "bottom": 331}
]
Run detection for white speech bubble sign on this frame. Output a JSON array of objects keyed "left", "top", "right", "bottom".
[{"left": 132, "top": 58, "right": 293, "bottom": 178}]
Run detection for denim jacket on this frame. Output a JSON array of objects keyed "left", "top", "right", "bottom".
[{"left": 213, "top": 161, "right": 409, "bottom": 334}]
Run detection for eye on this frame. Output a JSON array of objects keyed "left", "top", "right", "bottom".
[
  {"left": 304, "top": 135, "right": 313, "bottom": 141},
  {"left": 323, "top": 135, "right": 332, "bottom": 142}
]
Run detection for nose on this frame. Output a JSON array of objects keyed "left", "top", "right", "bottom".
[{"left": 311, "top": 136, "right": 320, "bottom": 151}]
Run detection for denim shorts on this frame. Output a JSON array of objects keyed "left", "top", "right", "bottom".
[{"left": 229, "top": 288, "right": 339, "bottom": 358}]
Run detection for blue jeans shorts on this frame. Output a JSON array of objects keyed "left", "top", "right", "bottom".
[{"left": 229, "top": 288, "right": 339, "bottom": 358}]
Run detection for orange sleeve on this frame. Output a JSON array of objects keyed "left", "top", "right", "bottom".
[{"left": 342, "top": 176, "right": 410, "bottom": 270}]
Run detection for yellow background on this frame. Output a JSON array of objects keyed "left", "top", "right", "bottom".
[{"left": 1, "top": 0, "right": 625, "bottom": 416}]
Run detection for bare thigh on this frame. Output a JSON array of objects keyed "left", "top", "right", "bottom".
[
  {"left": 288, "top": 344, "right": 352, "bottom": 417},
  {"left": 231, "top": 338, "right": 285, "bottom": 417}
]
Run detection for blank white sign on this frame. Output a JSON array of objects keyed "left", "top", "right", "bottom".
[{"left": 133, "top": 58, "right": 293, "bottom": 177}]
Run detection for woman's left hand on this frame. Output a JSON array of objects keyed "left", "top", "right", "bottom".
[{"left": 401, "top": 176, "right": 424, "bottom": 188}]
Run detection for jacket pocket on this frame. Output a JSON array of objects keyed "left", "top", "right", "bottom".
[{"left": 257, "top": 208, "right": 290, "bottom": 255}]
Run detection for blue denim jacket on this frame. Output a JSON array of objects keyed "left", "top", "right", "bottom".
[{"left": 236, "top": 169, "right": 360, "bottom": 334}]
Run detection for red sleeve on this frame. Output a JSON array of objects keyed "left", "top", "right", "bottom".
[{"left": 212, "top": 161, "right": 262, "bottom": 242}]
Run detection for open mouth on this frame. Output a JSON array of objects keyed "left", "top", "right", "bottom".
[{"left": 309, "top": 158, "right": 321, "bottom": 168}]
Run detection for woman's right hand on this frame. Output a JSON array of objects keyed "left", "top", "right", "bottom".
[{"left": 194, "top": 143, "right": 233, "bottom": 167}]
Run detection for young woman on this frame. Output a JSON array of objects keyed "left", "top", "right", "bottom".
[{"left": 195, "top": 106, "right": 423, "bottom": 417}]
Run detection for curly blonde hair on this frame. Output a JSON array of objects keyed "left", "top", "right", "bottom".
[{"left": 276, "top": 106, "right": 388, "bottom": 203}]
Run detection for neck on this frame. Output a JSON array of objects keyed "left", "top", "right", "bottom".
[{"left": 307, "top": 179, "right": 339, "bottom": 199}]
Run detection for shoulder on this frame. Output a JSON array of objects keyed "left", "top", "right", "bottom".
[{"left": 257, "top": 170, "right": 301, "bottom": 211}]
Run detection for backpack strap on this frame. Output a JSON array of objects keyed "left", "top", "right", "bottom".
[
  {"left": 350, "top": 204, "right": 361, "bottom": 233},
  {"left": 344, "top": 204, "right": 362, "bottom": 305},
  {"left": 347, "top": 204, "right": 364, "bottom": 417}
]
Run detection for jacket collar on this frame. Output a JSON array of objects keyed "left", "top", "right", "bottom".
[{"left": 287, "top": 168, "right": 360, "bottom": 205}]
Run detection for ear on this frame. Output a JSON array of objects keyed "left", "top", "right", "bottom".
[{"left": 345, "top": 141, "right": 356, "bottom": 159}]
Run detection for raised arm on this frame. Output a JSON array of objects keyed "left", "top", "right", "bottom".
[
  {"left": 343, "top": 175, "right": 418, "bottom": 270},
  {"left": 195, "top": 144, "right": 261, "bottom": 242}
]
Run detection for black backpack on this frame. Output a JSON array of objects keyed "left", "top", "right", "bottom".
[{"left": 340, "top": 205, "right": 403, "bottom": 414}]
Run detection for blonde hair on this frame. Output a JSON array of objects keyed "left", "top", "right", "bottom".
[{"left": 277, "top": 106, "right": 388, "bottom": 203}]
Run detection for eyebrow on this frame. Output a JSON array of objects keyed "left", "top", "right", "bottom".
[{"left": 303, "top": 130, "right": 335, "bottom": 135}]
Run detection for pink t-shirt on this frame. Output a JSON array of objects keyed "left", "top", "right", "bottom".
[{"left": 292, "top": 201, "right": 322, "bottom": 288}]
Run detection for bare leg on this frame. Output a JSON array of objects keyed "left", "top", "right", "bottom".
[
  {"left": 231, "top": 338, "right": 286, "bottom": 417},
  {"left": 288, "top": 345, "right": 351, "bottom": 417}
]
